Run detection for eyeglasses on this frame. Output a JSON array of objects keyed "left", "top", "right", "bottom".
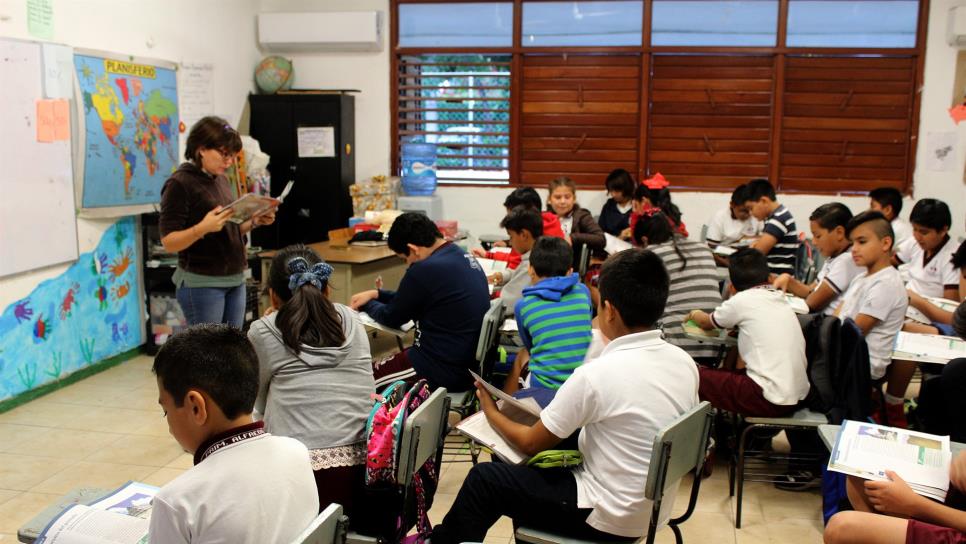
[{"left": 215, "top": 148, "right": 237, "bottom": 161}]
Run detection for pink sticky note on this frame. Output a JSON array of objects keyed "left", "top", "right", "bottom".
[
  {"left": 52, "top": 99, "right": 70, "bottom": 141},
  {"left": 36, "top": 99, "right": 54, "bottom": 142}
]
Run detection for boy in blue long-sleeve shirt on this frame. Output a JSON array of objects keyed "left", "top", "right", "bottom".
[
  {"left": 350, "top": 213, "right": 490, "bottom": 392},
  {"left": 504, "top": 236, "right": 593, "bottom": 396}
]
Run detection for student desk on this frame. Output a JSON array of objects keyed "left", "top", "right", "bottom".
[
  {"left": 258, "top": 241, "right": 406, "bottom": 310},
  {"left": 818, "top": 424, "right": 966, "bottom": 457},
  {"left": 18, "top": 487, "right": 108, "bottom": 543}
]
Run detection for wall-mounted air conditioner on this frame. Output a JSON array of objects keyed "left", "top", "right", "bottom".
[
  {"left": 258, "top": 11, "right": 383, "bottom": 52},
  {"left": 949, "top": 5, "right": 966, "bottom": 47}
]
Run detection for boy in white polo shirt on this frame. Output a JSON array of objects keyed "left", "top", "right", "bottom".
[
  {"left": 690, "top": 248, "right": 808, "bottom": 417},
  {"left": 895, "top": 198, "right": 960, "bottom": 302},
  {"left": 838, "top": 211, "right": 909, "bottom": 427},
  {"left": 149, "top": 324, "right": 319, "bottom": 544},
  {"left": 706, "top": 184, "right": 761, "bottom": 251},
  {"left": 869, "top": 187, "right": 913, "bottom": 249},
  {"left": 431, "top": 249, "right": 699, "bottom": 543},
  {"left": 773, "top": 202, "right": 863, "bottom": 315}
]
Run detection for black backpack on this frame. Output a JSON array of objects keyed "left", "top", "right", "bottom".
[{"left": 798, "top": 313, "right": 840, "bottom": 418}]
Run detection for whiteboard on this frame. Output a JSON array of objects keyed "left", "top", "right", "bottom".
[{"left": 0, "top": 38, "right": 78, "bottom": 276}]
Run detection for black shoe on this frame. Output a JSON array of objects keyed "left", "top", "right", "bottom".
[{"left": 773, "top": 470, "right": 821, "bottom": 491}]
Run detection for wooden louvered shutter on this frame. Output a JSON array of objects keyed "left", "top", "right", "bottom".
[
  {"left": 646, "top": 55, "right": 774, "bottom": 190},
  {"left": 519, "top": 54, "right": 641, "bottom": 186},
  {"left": 780, "top": 56, "right": 915, "bottom": 192}
]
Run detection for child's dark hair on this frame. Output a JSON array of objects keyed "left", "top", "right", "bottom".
[
  {"left": 728, "top": 248, "right": 770, "bottom": 291},
  {"left": 909, "top": 198, "right": 952, "bottom": 231},
  {"left": 633, "top": 211, "right": 686, "bottom": 271},
  {"left": 730, "top": 184, "right": 748, "bottom": 205},
  {"left": 846, "top": 210, "right": 895, "bottom": 251},
  {"left": 605, "top": 169, "right": 636, "bottom": 199},
  {"left": 500, "top": 206, "right": 543, "bottom": 238},
  {"left": 809, "top": 202, "right": 853, "bottom": 231},
  {"left": 953, "top": 301, "right": 966, "bottom": 340},
  {"left": 952, "top": 240, "right": 966, "bottom": 270},
  {"left": 743, "top": 178, "right": 776, "bottom": 202},
  {"left": 598, "top": 248, "right": 669, "bottom": 329},
  {"left": 530, "top": 236, "right": 572, "bottom": 278},
  {"left": 633, "top": 185, "right": 683, "bottom": 226},
  {"left": 152, "top": 324, "right": 259, "bottom": 419},
  {"left": 184, "top": 116, "right": 242, "bottom": 163},
  {"left": 547, "top": 177, "right": 579, "bottom": 213},
  {"left": 269, "top": 245, "right": 345, "bottom": 354},
  {"left": 868, "top": 187, "right": 903, "bottom": 217},
  {"left": 387, "top": 212, "right": 442, "bottom": 256},
  {"left": 503, "top": 187, "right": 543, "bottom": 211}
]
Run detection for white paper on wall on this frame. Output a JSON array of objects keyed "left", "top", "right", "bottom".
[
  {"left": 297, "top": 126, "right": 335, "bottom": 158},
  {"left": 925, "top": 131, "right": 957, "bottom": 172},
  {"left": 178, "top": 62, "right": 214, "bottom": 132}
]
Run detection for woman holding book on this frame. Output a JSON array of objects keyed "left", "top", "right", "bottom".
[{"left": 159, "top": 116, "right": 275, "bottom": 327}]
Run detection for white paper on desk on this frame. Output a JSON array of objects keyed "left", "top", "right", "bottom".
[
  {"left": 297, "top": 126, "right": 335, "bottom": 158},
  {"left": 604, "top": 233, "right": 632, "bottom": 255},
  {"left": 713, "top": 245, "right": 737, "bottom": 256},
  {"left": 500, "top": 318, "right": 519, "bottom": 332},
  {"left": 894, "top": 332, "right": 966, "bottom": 362},
  {"left": 785, "top": 295, "right": 810, "bottom": 315},
  {"left": 475, "top": 257, "right": 509, "bottom": 277},
  {"left": 358, "top": 312, "right": 414, "bottom": 334},
  {"left": 828, "top": 420, "right": 950, "bottom": 501}
]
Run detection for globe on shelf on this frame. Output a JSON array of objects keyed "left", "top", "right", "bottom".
[{"left": 254, "top": 56, "right": 294, "bottom": 94}]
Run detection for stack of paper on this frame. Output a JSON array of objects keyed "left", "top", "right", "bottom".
[
  {"left": 893, "top": 331, "right": 966, "bottom": 363},
  {"left": 828, "top": 420, "right": 951, "bottom": 501},
  {"left": 906, "top": 297, "right": 960, "bottom": 324},
  {"left": 38, "top": 481, "right": 159, "bottom": 543},
  {"left": 455, "top": 371, "right": 542, "bottom": 465}
]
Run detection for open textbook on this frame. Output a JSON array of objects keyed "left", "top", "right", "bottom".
[
  {"left": 224, "top": 180, "right": 294, "bottom": 224},
  {"left": 37, "top": 481, "right": 159, "bottom": 544},
  {"left": 893, "top": 331, "right": 966, "bottom": 364},
  {"left": 906, "top": 297, "right": 960, "bottom": 325},
  {"left": 455, "top": 371, "right": 543, "bottom": 465},
  {"left": 828, "top": 420, "right": 951, "bottom": 502}
]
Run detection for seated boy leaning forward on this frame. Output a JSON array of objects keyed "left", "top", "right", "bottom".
[
  {"left": 493, "top": 206, "right": 543, "bottom": 314},
  {"left": 350, "top": 212, "right": 491, "bottom": 393},
  {"left": 431, "top": 249, "right": 700, "bottom": 544},
  {"left": 149, "top": 324, "right": 319, "bottom": 543},
  {"left": 824, "top": 450, "right": 966, "bottom": 544},
  {"left": 837, "top": 211, "right": 909, "bottom": 427},
  {"left": 869, "top": 186, "right": 913, "bottom": 249},
  {"left": 504, "top": 236, "right": 593, "bottom": 397},
  {"left": 744, "top": 178, "right": 800, "bottom": 276},
  {"left": 689, "top": 248, "right": 809, "bottom": 417},
  {"left": 471, "top": 187, "right": 566, "bottom": 270}
]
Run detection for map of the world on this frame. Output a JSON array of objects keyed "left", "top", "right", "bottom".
[{"left": 74, "top": 53, "right": 179, "bottom": 208}]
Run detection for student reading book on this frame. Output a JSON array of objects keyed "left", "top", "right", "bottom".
[
  {"left": 492, "top": 207, "right": 543, "bottom": 314},
  {"left": 150, "top": 324, "right": 318, "bottom": 543},
  {"left": 869, "top": 186, "right": 913, "bottom": 249},
  {"left": 431, "top": 249, "right": 699, "bottom": 543},
  {"left": 744, "top": 178, "right": 799, "bottom": 275}
]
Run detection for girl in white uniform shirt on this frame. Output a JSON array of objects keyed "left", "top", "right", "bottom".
[{"left": 773, "top": 203, "right": 863, "bottom": 315}]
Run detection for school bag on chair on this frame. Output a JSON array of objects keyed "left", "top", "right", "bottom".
[{"left": 358, "top": 379, "right": 439, "bottom": 544}]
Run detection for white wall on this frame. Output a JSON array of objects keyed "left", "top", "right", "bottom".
[
  {"left": 265, "top": 0, "right": 966, "bottom": 242},
  {"left": 0, "top": 0, "right": 263, "bottom": 310}
]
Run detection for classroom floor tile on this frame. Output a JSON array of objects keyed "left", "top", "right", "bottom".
[{"left": 0, "top": 354, "right": 827, "bottom": 542}]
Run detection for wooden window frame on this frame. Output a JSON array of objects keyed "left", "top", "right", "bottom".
[{"left": 391, "top": 0, "right": 930, "bottom": 194}]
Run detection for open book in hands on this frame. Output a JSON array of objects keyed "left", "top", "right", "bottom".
[
  {"left": 37, "top": 481, "right": 159, "bottom": 544},
  {"left": 224, "top": 180, "right": 294, "bottom": 224},
  {"left": 455, "top": 372, "right": 543, "bottom": 465}
]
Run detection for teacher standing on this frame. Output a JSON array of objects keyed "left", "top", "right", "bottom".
[{"left": 159, "top": 116, "right": 275, "bottom": 327}]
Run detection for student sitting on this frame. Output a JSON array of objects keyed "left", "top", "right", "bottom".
[
  {"left": 744, "top": 178, "right": 800, "bottom": 276},
  {"left": 494, "top": 207, "right": 543, "bottom": 314},
  {"left": 350, "top": 213, "right": 490, "bottom": 392},
  {"left": 547, "top": 176, "right": 606, "bottom": 266},
  {"left": 906, "top": 240, "right": 966, "bottom": 335},
  {"left": 623, "top": 173, "right": 688, "bottom": 240},
  {"left": 706, "top": 183, "right": 761, "bottom": 253},
  {"left": 824, "top": 450, "right": 966, "bottom": 544},
  {"left": 248, "top": 245, "right": 375, "bottom": 518},
  {"left": 868, "top": 186, "right": 913, "bottom": 249},
  {"left": 504, "top": 236, "right": 593, "bottom": 395},
  {"left": 836, "top": 211, "right": 909, "bottom": 427},
  {"left": 431, "top": 249, "right": 699, "bottom": 544},
  {"left": 598, "top": 168, "right": 636, "bottom": 237},
  {"left": 689, "top": 249, "right": 808, "bottom": 417},
  {"left": 916, "top": 301, "right": 966, "bottom": 443},
  {"left": 896, "top": 198, "right": 960, "bottom": 303},
  {"left": 774, "top": 203, "right": 863, "bottom": 315},
  {"left": 149, "top": 324, "right": 319, "bottom": 543},
  {"left": 634, "top": 210, "right": 722, "bottom": 365},
  {"left": 472, "top": 187, "right": 565, "bottom": 270}
]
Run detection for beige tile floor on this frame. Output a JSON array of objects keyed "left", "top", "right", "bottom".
[{"left": 0, "top": 353, "right": 826, "bottom": 543}]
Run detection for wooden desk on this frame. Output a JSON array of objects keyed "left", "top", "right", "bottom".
[{"left": 259, "top": 241, "right": 406, "bottom": 309}]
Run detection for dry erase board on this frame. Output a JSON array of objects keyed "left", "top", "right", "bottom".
[{"left": 0, "top": 38, "right": 78, "bottom": 277}]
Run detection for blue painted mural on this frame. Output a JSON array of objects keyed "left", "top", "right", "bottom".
[{"left": 0, "top": 218, "right": 143, "bottom": 401}]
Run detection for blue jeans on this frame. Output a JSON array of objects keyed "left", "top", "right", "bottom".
[{"left": 176, "top": 283, "right": 246, "bottom": 328}]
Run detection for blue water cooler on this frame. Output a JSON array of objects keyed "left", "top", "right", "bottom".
[{"left": 400, "top": 143, "right": 438, "bottom": 196}]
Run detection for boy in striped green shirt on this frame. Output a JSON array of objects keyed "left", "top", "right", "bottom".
[{"left": 504, "top": 236, "right": 593, "bottom": 395}]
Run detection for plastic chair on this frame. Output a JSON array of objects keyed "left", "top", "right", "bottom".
[
  {"left": 346, "top": 387, "right": 451, "bottom": 544},
  {"left": 290, "top": 504, "right": 347, "bottom": 544},
  {"left": 515, "top": 401, "right": 714, "bottom": 544},
  {"left": 445, "top": 299, "right": 505, "bottom": 463}
]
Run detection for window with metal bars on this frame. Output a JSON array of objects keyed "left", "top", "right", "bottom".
[{"left": 396, "top": 54, "right": 512, "bottom": 185}]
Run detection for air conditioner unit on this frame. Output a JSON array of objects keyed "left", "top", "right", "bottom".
[
  {"left": 258, "top": 11, "right": 383, "bottom": 52},
  {"left": 949, "top": 5, "right": 966, "bottom": 47}
]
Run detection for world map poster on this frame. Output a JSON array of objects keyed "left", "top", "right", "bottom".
[{"left": 74, "top": 52, "right": 179, "bottom": 208}]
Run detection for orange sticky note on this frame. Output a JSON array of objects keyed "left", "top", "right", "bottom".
[
  {"left": 52, "top": 99, "right": 70, "bottom": 141},
  {"left": 950, "top": 104, "right": 966, "bottom": 125},
  {"left": 36, "top": 99, "right": 54, "bottom": 142}
]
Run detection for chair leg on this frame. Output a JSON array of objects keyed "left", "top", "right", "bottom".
[
  {"left": 670, "top": 523, "right": 683, "bottom": 544},
  {"left": 735, "top": 424, "right": 756, "bottom": 529}
]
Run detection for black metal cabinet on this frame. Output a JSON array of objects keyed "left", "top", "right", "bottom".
[{"left": 248, "top": 93, "right": 355, "bottom": 249}]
